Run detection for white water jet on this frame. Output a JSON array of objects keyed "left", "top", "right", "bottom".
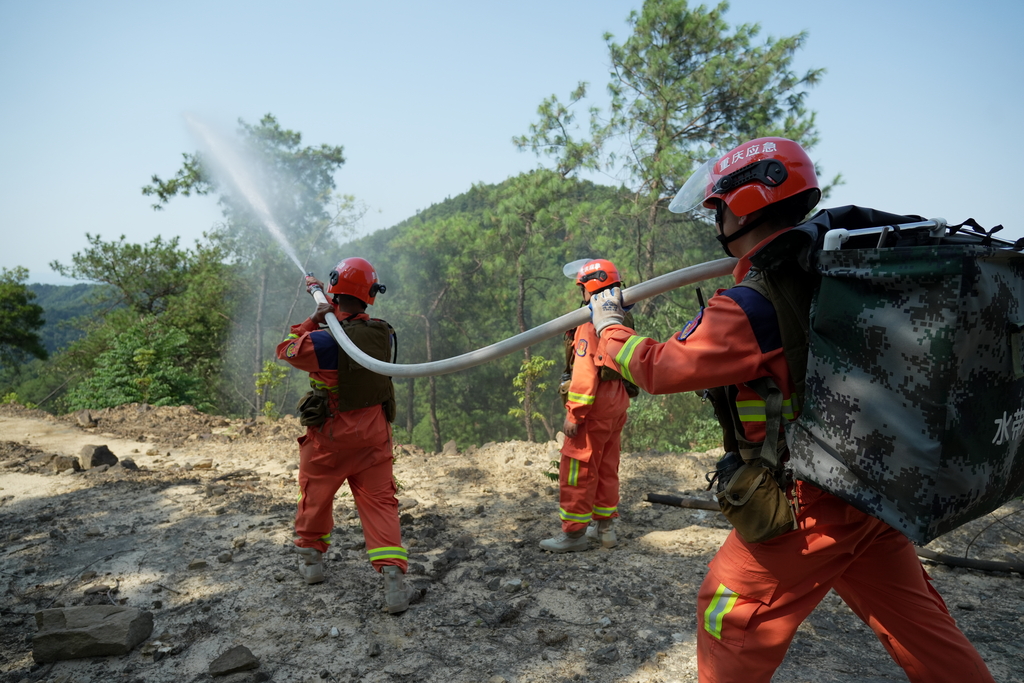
[{"left": 183, "top": 114, "right": 305, "bottom": 272}]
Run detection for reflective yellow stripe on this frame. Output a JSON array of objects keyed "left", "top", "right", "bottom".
[
  {"left": 567, "top": 392, "right": 596, "bottom": 405},
  {"left": 321, "top": 533, "right": 332, "bottom": 545},
  {"left": 309, "top": 379, "right": 339, "bottom": 392},
  {"left": 367, "top": 546, "right": 407, "bottom": 561},
  {"left": 568, "top": 458, "right": 580, "bottom": 487},
  {"left": 736, "top": 398, "right": 796, "bottom": 422},
  {"left": 613, "top": 335, "right": 646, "bottom": 385},
  {"left": 559, "top": 507, "right": 591, "bottom": 523},
  {"left": 286, "top": 333, "right": 300, "bottom": 340},
  {"left": 703, "top": 583, "right": 739, "bottom": 640},
  {"left": 592, "top": 505, "right": 616, "bottom": 517}
]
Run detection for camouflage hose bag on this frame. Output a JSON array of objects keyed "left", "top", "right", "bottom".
[{"left": 747, "top": 205, "right": 1024, "bottom": 544}]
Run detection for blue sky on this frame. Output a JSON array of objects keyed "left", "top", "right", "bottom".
[{"left": 2, "top": 1, "right": 1021, "bottom": 285}]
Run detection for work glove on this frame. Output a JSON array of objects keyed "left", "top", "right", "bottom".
[
  {"left": 589, "top": 287, "right": 626, "bottom": 336},
  {"left": 305, "top": 275, "right": 325, "bottom": 294}
]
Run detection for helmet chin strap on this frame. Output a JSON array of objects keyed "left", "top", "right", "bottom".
[{"left": 715, "top": 209, "right": 769, "bottom": 257}]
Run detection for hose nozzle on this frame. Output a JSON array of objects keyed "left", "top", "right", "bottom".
[{"left": 305, "top": 271, "right": 323, "bottom": 294}]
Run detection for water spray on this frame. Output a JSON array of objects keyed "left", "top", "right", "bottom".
[{"left": 184, "top": 114, "right": 306, "bottom": 272}]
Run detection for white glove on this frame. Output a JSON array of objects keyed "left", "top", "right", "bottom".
[{"left": 589, "top": 287, "right": 625, "bottom": 336}]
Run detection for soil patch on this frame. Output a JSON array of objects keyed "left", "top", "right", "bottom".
[{"left": 1, "top": 403, "right": 1021, "bottom": 683}]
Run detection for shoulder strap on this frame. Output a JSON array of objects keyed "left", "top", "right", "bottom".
[
  {"left": 563, "top": 328, "right": 578, "bottom": 376},
  {"left": 736, "top": 267, "right": 817, "bottom": 415}
]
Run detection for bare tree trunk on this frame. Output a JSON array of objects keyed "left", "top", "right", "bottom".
[
  {"left": 414, "top": 283, "right": 452, "bottom": 454},
  {"left": 537, "top": 414, "right": 555, "bottom": 441},
  {"left": 405, "top": 377, "right": 415, "bottom": 435},
  {"left": 515, "top": 264, "right": 536, "bottom": 442},
  {"left": 423, "top": 316, "right": 441, "bottom": 453},
  {"left": 254, "top": 270, "right": 268, "bottom": 416}
]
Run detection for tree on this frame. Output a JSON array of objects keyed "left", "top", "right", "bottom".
[
  {"left": 42, "top": 234, "right": 236, "bottom": 412},
  {"left": 49, "top": 234, "right": 235, "bottom": 365},
  {"left": 484, "top": 170, "right": 579, "bottom": 441},
  {"left": 0, "top": 267, "right": 48, "bottom": 373},
  {"left": 517, "top": 0, "right": 838, "bottom": 332}
]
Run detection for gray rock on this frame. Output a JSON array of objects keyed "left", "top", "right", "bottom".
[
  {"left": 441, "top": 440, "right": 458, "bottom": 455},
  {"left": 79, "top": 445, "right": 118, "bottom": 470},
  {"left": 51, "top": 455, "right": 81, "bottom": 473},
  {"left": 32, "top": 605, "right": 153, "bottom": 662},
  {"left": 75, "top": 410, "right": 98, "bottom": 428},
  {"left": 117, "top": 458, "right": 139, "bottom": 471},
  {"left": 442, "top": 547, "right": 469, "bottom": 564},
  {"left": 209, "top": 644, "right": 259, "bottom": 676}
]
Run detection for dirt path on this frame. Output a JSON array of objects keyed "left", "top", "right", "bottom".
[{"left": 1, "top": 404, "right": 1021, "bottom": 683}]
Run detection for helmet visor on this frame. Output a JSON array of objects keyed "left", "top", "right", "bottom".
[
  {"left": 669, "top": 157, "right": 718, "bottom": 214},
  {"left": 563, "top": 258, "right": 595, "bottom": 279}
]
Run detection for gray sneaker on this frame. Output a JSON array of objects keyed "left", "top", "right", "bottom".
[
  {"left": 382, "top": 565, "right": 419, "bottom": 614},
  {"left": 296, "top": 547, "right": 324, "bottom": 585},
  {"left": 539, "top": 531, "right": 589, "bottom": 553},
  {"left": 585, "top": 520, "right": 617, "bottom": 549}
]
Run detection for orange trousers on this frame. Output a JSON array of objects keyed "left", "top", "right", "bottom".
[
  {"left": 294, "top": 434, "right": 407, "bottom": 572},
  {"left": 557, "top": 413, "right": 627, "bottom": 533},
  {"left": 696, "top": 483, "right": 993, "bottom": 682}
]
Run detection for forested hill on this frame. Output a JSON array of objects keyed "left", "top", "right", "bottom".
[
  {"left": 27, "top": 283, "right": 108, "bottom": 354},
  {"left": 332, "top": 171, "right": 726, "bottom": 454}
]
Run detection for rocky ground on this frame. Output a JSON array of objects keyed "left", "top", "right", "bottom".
[{"left": 0, "top": 402, "right": 1022, "bottom": 683}]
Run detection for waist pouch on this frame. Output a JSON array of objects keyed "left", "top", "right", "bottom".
[
  {"left": 710, "top": 452, "right": 797, "bottom": 543},
  {"left": 297, "top": 389, "right": 330, "bottom": 427}
]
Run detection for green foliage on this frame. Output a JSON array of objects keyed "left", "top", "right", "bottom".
[
  {"left": 1, "top": 392, "right": 37, "bottom": 409},
  {"left": 509, "top": 355, "right": 556, "bottom": 421},
  {"left": 0, "top": 266, "right": 48, "bottom": 368},
  {"left": 63, "top": 317, "right": 213, "bottom": 411},
  {"left": 254, "top": 360, "right": 288, "bottom": 420},
  {"left": 51, "top": 234, "right": 199, "bottom": 315}
]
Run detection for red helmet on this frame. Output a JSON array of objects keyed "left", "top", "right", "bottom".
[
  {"left": 669, "top": 137, "right": 820, "bottom": 218},
  {"left": 327, "top": 257, "right": 385, "bottom": 305},
  {"left": 575, "top": 258, "right": 621, "bottom": 294}
]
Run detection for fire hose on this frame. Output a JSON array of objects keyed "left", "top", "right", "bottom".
[{"left": 309, "top": 257, "right": 736, "bottom": 378}]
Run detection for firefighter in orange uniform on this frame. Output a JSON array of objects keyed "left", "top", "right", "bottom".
[
  {"left": 587, "top": 139, "right": 994, "bottom": 681},
  {"left": 276, "top": 257, "right": 418, "bottom": 615},
  {"left": 540, "top": 259, "right": 632, "bottom": 553}
]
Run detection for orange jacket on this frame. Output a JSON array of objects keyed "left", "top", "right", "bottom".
[
  {"left": 564, "top": 321, "right": 630, "bottom": 425},
  {"left": 276, "top": 311, "right": 390, "bottom": 451},
  {"left": 597, "top": 233, "right": 798, "bottom": 445}
]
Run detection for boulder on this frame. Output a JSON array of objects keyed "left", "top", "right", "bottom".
[
  {"left": 209, "top": 644, "right": 259, "bottom": 676},
  {"left": 51, "top": 455, "right": 81, "bottom": 473},
  {"left": 32, "top": 605, "right": 153, "bottom": 662},
  {"left": 79, "top": 445, "right": 118, "bottom": 470},
  {"left": 75, "top": 410, "right": 98, "bottom": 428}
]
